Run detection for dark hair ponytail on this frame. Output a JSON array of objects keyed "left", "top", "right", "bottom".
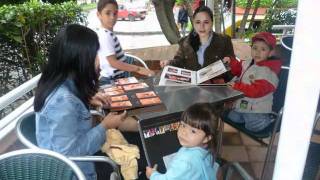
[{"left": 34, "top": 24, "right": 100, "bottom": 111}]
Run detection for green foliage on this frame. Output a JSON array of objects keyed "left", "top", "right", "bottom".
[
  {"left": 42, "top": 0, "right": 76, "bottom": 4},
  {"left": 260, "top": 8, "right": 297, "bottom": 32},
  {"left": 236, "top": 0, "right": 298, "bottom": 8},
  {"left": 0, "top": 1, "right": 85, "bottom": 95},
  {"left": 0, "top": 0, "right": 28, "bottom": 6}
]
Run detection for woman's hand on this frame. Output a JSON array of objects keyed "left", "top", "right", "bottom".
[
  {"left": 160, "top": 60, "right": 170, "bottom": 68},
  {"left": 90, "top": 92, "right": 110, "bottom": 107},
  {"left": 100, "top": 111, "right": 127, "bottom": 129},
  {"left": 227, "top": 81, "right": 235, "bottom": 88},
  {"left": 223, "top": 57, "right": 231, "bottom": 64},
  {"left": 137, "top": 67, "right": 155, "bottom": 77}
]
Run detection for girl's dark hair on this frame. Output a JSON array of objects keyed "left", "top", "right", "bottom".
[
  {"left": 34, "top": 24, "right": 100, "bottom": 111},
  {"left": 181, "top": 102, "right": 223, "bottom": 163},
  {"left": 189, "top": 6, "right": 214, "bottom": 52},
  {"left": 97, "top": 0, "right": 118, "bottom": 12}
]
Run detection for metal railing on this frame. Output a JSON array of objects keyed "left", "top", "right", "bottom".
[
  {"left": 0, "top": 74, "right": 41, "bottom": 140},
  {"left": 272, "top": 25, "right": 295, "bottom": 36}
]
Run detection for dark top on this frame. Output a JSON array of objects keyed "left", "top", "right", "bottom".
[
  {"left": 170, "top": 32, "right": 235, "bottom": 82},
  {"left": 178, "top": 8, "right": 188, "bottom": 24}
]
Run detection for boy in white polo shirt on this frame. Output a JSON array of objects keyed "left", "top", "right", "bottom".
[{"left": 96, "top": 0, "right": 155, "bottom": 85}]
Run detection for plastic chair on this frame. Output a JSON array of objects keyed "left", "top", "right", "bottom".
[
  {"left": 219, "top": 65, "right": 290, "bottom": 180},
  {"left": 122, "top": 53, "right": 149, "bottom": 77},
  {"left": 280, "top": 35, "right": 294, "bottom": 51},
  {"left": 0, "top": 148, "right": 85, "bottom": 180},
  {"left": 125, "top": 53, "right": 149, "bottom": 70},
  {"left": 16, "top": 111, "right": 121, "bottom": 180},
  {"left": 216, "top": 158, "right": 254, "bottom": 180}
]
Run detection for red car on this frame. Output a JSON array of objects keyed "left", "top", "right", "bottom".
[{"left": 118, "top": 3, "right": 147, "bottom": 21}]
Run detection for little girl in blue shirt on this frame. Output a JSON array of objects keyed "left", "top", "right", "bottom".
[{"left": 146, "top": 103, "right": 221, "bottom": 180}]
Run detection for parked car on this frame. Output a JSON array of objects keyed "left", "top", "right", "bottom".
[{"left": 118, "top": 3, "right": 147, "bottom": 21}]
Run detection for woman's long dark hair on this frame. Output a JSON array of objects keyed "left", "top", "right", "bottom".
[
  {"left": 34, "top": 24, "right": 100, "bottom": 111},
  {"left": 189, "top": 6, "right": 214, "bottom": 52},
  {"left": 181, "top": 102, "right": 223, "bottom": 164}
]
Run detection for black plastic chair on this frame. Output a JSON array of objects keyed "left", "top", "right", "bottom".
[
  {"left": 0, "top": 149, "right": 85, "bottom": 180},
  {"left": 219, "top": 65, "right": 290, "bottom": 180},
  {"left": 16, "top": 111, "right": 121, "bottom": 180}
]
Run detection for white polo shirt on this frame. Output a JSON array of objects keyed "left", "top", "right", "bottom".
[{"left": 96, "top": 27, "right": 126, "bottom": 78}]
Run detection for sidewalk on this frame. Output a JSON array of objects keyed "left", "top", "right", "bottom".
[{"left": 86, "top": 9, "right": 170, "bottom": 50}]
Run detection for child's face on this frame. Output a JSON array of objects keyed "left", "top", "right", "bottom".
[
  {"left": 251, "top": 40, "right": 273, "bottom": 63},
  {"left": 193, "top": 12, "right": 213, "bottom": 40},
  {"left": 97, "top": 3, "right": 118, "bottom": 30},
  {"left": 177, "top": 121, "right": 211, "bottom": 148}
]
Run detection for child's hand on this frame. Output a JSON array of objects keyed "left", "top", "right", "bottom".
[
  {"left": 137, "top": 67, "right": 155, "bottom": 77},
  {"left": 160, "top": 60, "right": 170, "bottom": 68},
  {"left": 223, "top": 57, "right": 231, "bottom": 64},
  {"left": 146, "top": 164, "right": 157, "bottom": 179}
]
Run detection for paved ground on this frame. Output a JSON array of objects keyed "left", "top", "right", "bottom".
[{"left": 86, "top": 9, "right": 170, "bottom": 50}]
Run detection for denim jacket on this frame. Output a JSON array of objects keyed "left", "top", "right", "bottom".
[
  {"left": 150, "top": 147, "right": 218, "bottom": 180},
  {"left": 36, "top": 79, "right": 106, "bottom": 179}
]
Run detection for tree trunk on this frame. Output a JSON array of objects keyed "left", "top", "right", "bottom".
[
  {"left": 153, "top": 0, "right": 180, "bottom": 44},
  {"left": 238, "top": 0, "right": 253, "bottom": 36},
  {"left": 248, "top": 0, "right": 261, "bottom": 30},
  {"left": 213, "top": 0, "right": 222, "bottom": 33},
  {"left": 231, "top": 0, "right": 236, "bottom": 38}
]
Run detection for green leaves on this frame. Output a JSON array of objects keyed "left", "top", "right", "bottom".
[
  {"left": 0, "top": 1, "right": 85, "bottom": 43},
  {"left": 0, "top": 1, "right": 85, "bottom": 77},
  {"left": 236, "top": 0, "right": 298, "bottom": 8}
]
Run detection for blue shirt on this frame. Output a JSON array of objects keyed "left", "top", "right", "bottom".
[
  {"left": 197, "top": 32, "right": 213, "bottom": 67},
  {"left": 150, "top": 147, "right": 218, "bottom": 180},
  {"left": 35, "top": 79, "right": 106, "bottom": 180}
]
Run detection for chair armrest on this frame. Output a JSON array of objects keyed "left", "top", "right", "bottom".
[{"left": 69, "top": 156, "right": 120, "bottom": 174}]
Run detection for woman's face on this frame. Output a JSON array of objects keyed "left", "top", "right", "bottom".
[{"left": 193, "top": 12, "right": 213, "bottom": 39}]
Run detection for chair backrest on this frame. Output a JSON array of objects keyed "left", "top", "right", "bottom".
[
  {"left": 16, "top": 111, "right": 38, "bottom": 148},
  {"left": 0, "top": 149, "right": 85, "bottom": 180},
  {"left": 125, "top": 53, "right": 149, "bottom": 70},
  {"left": 16, "top": 111, "right": 121, "bottom": 180},
  {"left": 272, "top": 66, "right": 290, "bottom": 114},
  {"left": 280, "top": 35, "right": 294, "bottom": 51}
]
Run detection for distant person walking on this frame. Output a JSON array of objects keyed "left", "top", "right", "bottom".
[{"left": 178, "top": 4, "right": 188, "bottom": 37}]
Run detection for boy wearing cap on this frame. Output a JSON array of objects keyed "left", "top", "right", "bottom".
[{"left": 223, "top": 32, "right": 282, "bottom": 132}]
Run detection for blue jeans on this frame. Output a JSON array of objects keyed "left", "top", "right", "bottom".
[{"left": 227, "top": 110, "right": 272, "bottom": 132}]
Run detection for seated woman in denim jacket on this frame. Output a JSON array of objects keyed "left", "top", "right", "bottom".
[{"left": 34, "top": 24, "right": 126, "bottom": 180}]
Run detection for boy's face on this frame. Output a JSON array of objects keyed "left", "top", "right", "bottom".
[
  {"left": 97, "top": 3, "right": 118, "bottom": 30},
  {"left": 177, "top": 121, "right": 210, "bottom": 148},
  {"left": 251, "top": 40, "right": 273, "bottom": 63}
]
